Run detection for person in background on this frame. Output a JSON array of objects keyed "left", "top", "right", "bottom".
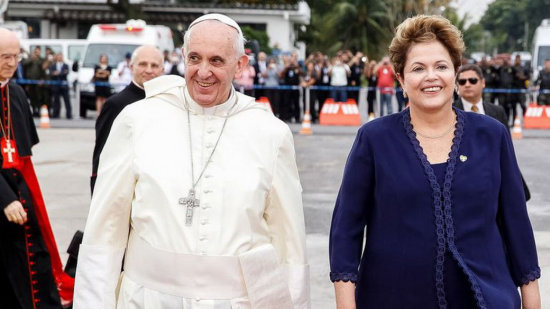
[
  {"left": 364, "top": 59, "right": 377, "bottom": 121},
  {"left": 329, "top": 54, "right": 350, "bottom": 102},
  {"left": 510, "top": 54, "right": 529, "bottom": 123},
  {"left": 254, "top": 51, "right": 267, "bottom": 99},
  {"left": 166, "top": 50, "right": 184, "bottom": 76},
  {"left": 315, "top": 53, "right": 331, "bottom": 116},
  {"left": 116, "top": 52, "right": 132, "bottom": 91},
  {"left": 90, "top": 45, "right": 165, "bottom": 193},
  {"left": 263, "top": 57, "right": 281, "bottom": 117},
  {"left": 535, "top": 59, "right": 550, "bottom": 105},
  {"left": 376, "top": 56, "right": 395, "bottom": 116},
  {"left": 22, "top": 46, "right": 45, "bottom": 116},
  {"left": 233, "top": 57, "right": 255, "bottom": 97},
  {"left": 49, "top": 52, "right": 72, "bottom": 119},
  {"left": 496, "top": 57, "right": 514, "bottom": 125},
  {"left": 301, "top": 61, "right": 317, "bottom": 121},
  {"left": 479, "top": 56, "right": 499, "bottom": 104},
  {"left": 330, "top": 15, "right": 540, "bottom": 308},
  {"left": 280, "top": 51, "right": 302, "bottom": 122},
  {"left": 348, "top": 52, "right": 364, "bottom": 104},
  {"left": 93, "top": 54, "right": 111, "bottom": 115}
]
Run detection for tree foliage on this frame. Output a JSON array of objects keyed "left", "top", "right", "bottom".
[
  {"left": 476, "top": 0, "right": 550, "bottom": 53},
  {"left": 301, "top": 0, "right": 453, "bottom": 60}
]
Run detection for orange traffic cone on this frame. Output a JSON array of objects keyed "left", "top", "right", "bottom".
[
  {"left": 511, "top": 116, "right": 522, "bottom": 139},
  {"left": 39, "top": 105, "right": 50, "bottom": 128},
  {"left": 299, "top": 111, "right": 313, "bottom": 135}
]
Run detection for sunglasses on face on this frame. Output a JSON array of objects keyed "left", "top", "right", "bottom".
[{"left": 457, "top": 78, "right": 479, "bottom": 86}]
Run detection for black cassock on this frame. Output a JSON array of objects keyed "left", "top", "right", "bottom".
[
  {"left": 91, "top": 81, "right": 145, "bottom": 193},
  {"left": 0, "top": 81, "right": 63, "bottom": 309}
]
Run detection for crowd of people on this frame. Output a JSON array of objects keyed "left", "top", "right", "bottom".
[{"left": 12, "top": 36, "right": 550, "bottom": 128}]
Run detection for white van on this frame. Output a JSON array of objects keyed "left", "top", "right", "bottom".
[
  {"left": 532, "top": 19, "right": 550, "bottom": 81},
  {"left": 19, "top": 38, "right": 86, "bottom": 86},
  {"left": 77, "top": 19, "right": 174, "bottom": 117}
]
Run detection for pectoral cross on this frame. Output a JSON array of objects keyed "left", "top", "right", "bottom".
[
  {"left": 2, "top": 139, "right": 15, "bottom": 163},
  {"left": 179, "top": 189, "right": 200, "bottom": 226}
]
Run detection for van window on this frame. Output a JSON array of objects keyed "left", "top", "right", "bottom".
[
  {"left": 31, "top": 44, "right": 62, "bottom": 58},
  {"left": 68, "top": 45, "right": 86, "bottom": 62},
  {"left": 83, "top": 43, "right": 139, "bottom": 68},
  {"left": 537, "top": 46, "right": 550, "bottom": 68}
]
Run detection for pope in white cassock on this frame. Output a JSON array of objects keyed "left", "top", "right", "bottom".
[{"left": 73, "top": 14, "right": 310, "bottom": 308}]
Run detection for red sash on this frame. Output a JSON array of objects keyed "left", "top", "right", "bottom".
[{"left": 17, "top": 156, "right": 74, "bottom": 305}]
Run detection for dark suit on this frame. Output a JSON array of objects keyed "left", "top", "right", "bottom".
[
  {"left": 91, "top": 82, "right": 145, "bottom": 193},
  {"left": 453, "top": 98, "right": 507, "bottom": 126},
  {"left": 454, "top": 98, "right": 531, "bottom": 201},
  {"left": 49, "top": 62, "right": 72, "bottom": 118}
]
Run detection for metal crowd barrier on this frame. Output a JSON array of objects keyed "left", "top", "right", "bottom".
[{"left": 12, "top": 78, "right": 550, "bottom": 120}]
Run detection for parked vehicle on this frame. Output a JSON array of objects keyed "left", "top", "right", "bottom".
[
  {"left": 19, "top": 38, "right": 86, "bottom": 86},
  {"left": 77, "top": 19, "right": 174, "bottom": 118},
  {"left": 532, "top": 19, "right": 550, "bottom": 81}
]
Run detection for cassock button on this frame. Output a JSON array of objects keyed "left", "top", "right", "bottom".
[
  {"left": 203, "top": 189, "right": 212, "bottom": 194},
  {"left": 201, "top": 219, "right": 208, "bottom": 225},
  {"left": 207, "top": 129, "right": 215, "bottom": 134},
  {"left": 206, "top": 143, "right": 213, "bottom": 149},
  {"left": 204, "top": 174, "right": 212, "bottom": 178}
]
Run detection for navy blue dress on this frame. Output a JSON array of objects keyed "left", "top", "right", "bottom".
[{"left": 329, "top": 108, "right": 540, "bottom": 308}]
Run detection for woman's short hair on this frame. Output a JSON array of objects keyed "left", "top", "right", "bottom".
[{"left": 389, "top": 15, "right": 465, "bottom": 76}]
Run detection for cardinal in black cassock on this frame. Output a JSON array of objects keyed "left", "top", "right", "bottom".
[{"left": 1, "top": 73, "right": 73, "bottom": 308}]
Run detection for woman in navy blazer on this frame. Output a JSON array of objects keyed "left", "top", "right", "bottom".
[{"left": 329, "top": 15, "right": 541, "bottom": 309}]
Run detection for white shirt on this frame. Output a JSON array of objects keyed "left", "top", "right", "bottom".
[
  {"left": 330, "top": 64, "right": 350, "bottom": 86},
  {"left": 74, "top": 75, "right": 309, "bottom": 308},
  {"left": 461, "top": 98, "right": 485, "bottom": 115}
]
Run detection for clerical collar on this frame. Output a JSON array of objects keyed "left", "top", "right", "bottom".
[
  {"left": 183, "top": 86, "right": 237, "bottom": 116},
  {"left": 132, "top": 80, "right": 144, "bottom": 90}
]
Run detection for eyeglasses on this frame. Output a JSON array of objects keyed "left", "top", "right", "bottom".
[
  {"left": 457, "top": 78, "right": 479, "bottom": 86},
  {"left": 0, "top": 54, "right": 23, "bottom": 62}
]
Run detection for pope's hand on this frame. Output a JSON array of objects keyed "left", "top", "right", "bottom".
[{"left": 4, "top": 201, "right": 28, "bottom": 225}]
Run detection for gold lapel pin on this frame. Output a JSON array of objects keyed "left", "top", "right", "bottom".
[{"left": 459, "top": 155, "right": 467, "bottom": 162}]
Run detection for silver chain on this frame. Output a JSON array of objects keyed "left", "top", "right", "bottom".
[{"left": 185, "top": 88, "right": 238, "bottom": 190}]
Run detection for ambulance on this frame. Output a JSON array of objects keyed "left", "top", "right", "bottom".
[{"left": 77, "top": 19, "right": 174, "bottom": 117}]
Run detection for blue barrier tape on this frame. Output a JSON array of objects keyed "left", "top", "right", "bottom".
[{"left": 13, "top": 79, "right": 550, "bottom": 94}]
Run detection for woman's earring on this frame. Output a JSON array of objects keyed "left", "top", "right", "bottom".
[{"left": 403, "top": 90, "right": 407, "bottom": 98}]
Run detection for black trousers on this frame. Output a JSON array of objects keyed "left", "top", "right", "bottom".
[{"left": 52, "top": 86, "right": 72, "bottom": 118}]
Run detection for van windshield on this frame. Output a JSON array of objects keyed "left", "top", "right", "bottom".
[
  {"left": 537, "top": 46, "right": 550, "bottom": 68},
  {"left": 83, "top": 44, "right": 139, "bottom": 68}
]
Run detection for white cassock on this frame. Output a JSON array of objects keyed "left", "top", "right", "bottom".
[{"left": 74, "top": 75, "right": 310, "bottom": 308}]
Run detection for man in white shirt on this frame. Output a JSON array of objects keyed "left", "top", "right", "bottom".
[
  {"left": 115, "top": 52, "right": 132, "bottom": 92},
  {"left": 74, "top": 13, "right": 310, "bottom": 309}
]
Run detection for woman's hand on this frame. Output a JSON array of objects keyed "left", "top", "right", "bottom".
[
  {"left": 521, "top": 279, "right": 541, "bottom": 309},
  {"left": 334, "top": 281, "right": 356, "bottom": 309}
]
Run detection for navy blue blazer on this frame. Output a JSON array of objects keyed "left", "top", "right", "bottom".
[{"left": 329, "top": 108, "right": 540, "bottom": 308}]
